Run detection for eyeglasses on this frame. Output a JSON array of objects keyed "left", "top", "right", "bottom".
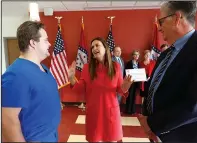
[{"left": 158, "top": 14, "right": 175, "bottom": 26}]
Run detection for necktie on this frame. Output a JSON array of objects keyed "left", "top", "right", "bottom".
[
  {"left": 146, "top": 45, "right": 175, "bottom": 115},
  {"left": 117, "top": 57, "right": 122, "bottom": 67}
]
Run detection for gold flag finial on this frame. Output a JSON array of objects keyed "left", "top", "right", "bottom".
[
  {"left": 55, "top": 16, "right": 63, "bottom": 30},
  {"left": 55, "top": 16, "right": 62, "bottom": 24},
  {"left": 107, "top": 16, "right": 115, "bottom": 24}
]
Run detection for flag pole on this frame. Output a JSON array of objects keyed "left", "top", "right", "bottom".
[
  {"left": 155, "top": 15, "right": 158, "bottom": 27},
  {"left": 54, "top": 16, "right": 78, "bottom": 88},
  {"left": 155, "top": 14, "right": 157, "bottom": 23},
  {"left": 54, "top": 16, "right": 68, "bottom": 110},
  {"left": 81, "top": 16, "right": 84, "bottom": 30},
  {"left": 55, "top": 16, "right": 70, "bottom": 91},
  {"left": 77, "top": 16, "right": 86, "bottom": 111},
  {"left": 106, "top": 16, "right": 116, "bottom": 54},
  {"left": 54, "top": 16, "right": 66, "bottom": 109},
  {"left": 55, "top": 16, "right": 62, "bottom": 31}
]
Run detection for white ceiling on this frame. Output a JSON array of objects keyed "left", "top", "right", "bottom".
[{"left": 2, "top": 1, "right": 165, "bottom": 16}]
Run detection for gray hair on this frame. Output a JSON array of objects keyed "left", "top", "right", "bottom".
[{"left": 163, "top": 1, "right": 196, "bottom": 27}]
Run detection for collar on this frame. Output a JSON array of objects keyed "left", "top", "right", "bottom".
[{"left": 173, "top": 29, "right": 195, "bottom": 51}]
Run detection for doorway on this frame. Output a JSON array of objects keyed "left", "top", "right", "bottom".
[{"left": 6, "top": 38, "right": 20, "bottom": 65}]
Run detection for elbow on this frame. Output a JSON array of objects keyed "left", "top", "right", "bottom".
[
  {"left": 188, "top": 102, "right": 197, "bottom": 113},
  {"left": 2, "top": 115, "right": 21, "bottom": 134}
]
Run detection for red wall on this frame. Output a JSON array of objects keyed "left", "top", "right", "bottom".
[{"left": 40, "top": 9, "right": 166, "bottom": 102}]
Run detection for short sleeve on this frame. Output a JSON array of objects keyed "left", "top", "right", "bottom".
[{"left": 2, "top": 72, "right": 30, "bottom": 108}]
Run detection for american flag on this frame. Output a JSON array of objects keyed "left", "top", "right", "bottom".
[
  {"left": 50, "top": 25, "right": 69, "bottom": 88},
  {"left": 76, "top": 22, "right": 88, "bottom": 72},
  {"left": 106, "top": 24, "right": 115, "bottom": 52}
]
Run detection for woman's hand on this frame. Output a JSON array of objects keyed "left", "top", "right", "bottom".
[
  {"left": 68, "top": 61, "right": 76, "bottom": 85},
  {"left": 121, "top": 75, "right": 133, "bottom": 92}
]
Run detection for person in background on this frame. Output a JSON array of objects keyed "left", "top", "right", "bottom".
[
  {"left": 112, "top": 46, "right": 125, "bottom": 105},
  {"left": 2, "top": 21, "right": 61, "bottom": 142},
  {"left": 140, "top": 50, "right": 156, "bottom": 115},
  {"left": 68, "top": 37, "right": 133, "bottom": 142},
  {"left": 140, "top": 1, "right": 197, "bottom": 142},
  {"left": 124, "top": 50, "right": 140, "bottom": 114},
  {"left": 160, "top": 43, "right": 169, "bottom": 52}
]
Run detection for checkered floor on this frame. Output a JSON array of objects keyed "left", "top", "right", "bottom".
[{"left": 58, "top": 106, "right": 150, "bottom": 142}]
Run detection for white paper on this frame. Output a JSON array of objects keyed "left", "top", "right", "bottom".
[{"left": 125, "top": 68, "right": 147, "bottom": 82}]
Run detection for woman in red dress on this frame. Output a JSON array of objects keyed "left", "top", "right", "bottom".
[
  {"left": 68, "top": 37, "right": 133, "bottom": 142},
  {"left": 140, "top": 50, "right": 156, "bottom": 115}
]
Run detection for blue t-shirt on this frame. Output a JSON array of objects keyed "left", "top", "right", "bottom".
[{"left": 2, "top": 58, "right": 61, "bottom": 142}]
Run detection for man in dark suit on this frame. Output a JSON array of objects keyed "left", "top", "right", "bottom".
[
  {"left": 140, "top": 1, "right": 197, "bottom": 142},
  {"left": 112, "top": 46, "right": 125, "bottom": 104}
]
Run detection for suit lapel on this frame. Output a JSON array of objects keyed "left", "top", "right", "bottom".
[
  {"left": 120, "top": 57, "right": 124, "bottom": 69},
  {"left": 112, "top": 56, "right": 117, "bottom": 62},
  {"left": 158, "top": 31, "right": 197, "bottom": 88},
  {"left": 149, "top": 51, "right": 169, "bottom": 85}
]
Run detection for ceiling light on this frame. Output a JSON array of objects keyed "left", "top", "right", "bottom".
[{"left": 29, "top": 2, "right": 40, "bottom": 21}]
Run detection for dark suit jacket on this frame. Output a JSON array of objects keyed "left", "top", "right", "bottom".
[
  {"left": 124, "top": 60, "right": 140, "bottom": 77},
  {"left": 147, "top": 31, "right": 197, "bottom": 136},
  {"left": 112, "top": 56, "right": 125, "bottom": 75},
  {"left": 124, "top": 60, "right": 141, "bottom": 88}
]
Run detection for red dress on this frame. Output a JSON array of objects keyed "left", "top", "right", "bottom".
[
  {"left": 140, "top": 60, "right": 156, "bottom": 91},
  {"left": 72, "top": 62, "right": 127, "bottom": 142}
]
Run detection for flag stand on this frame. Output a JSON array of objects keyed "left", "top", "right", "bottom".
[
  {"left": 77, "top": 16, "right": 86, "bottom": 111},
  {"left": 53, "top": 16, "right": 67, "bottom": 110}
]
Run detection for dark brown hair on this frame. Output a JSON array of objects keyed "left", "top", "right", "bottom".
[
  {"left": 160, "top": 43, "right": 168, "bottom": 49},
  {"left": 89, "top": 37, "right": 116, "bottom": 80},
  {"left": 17, "top": 21, "right": 45, "bottom": 52}
]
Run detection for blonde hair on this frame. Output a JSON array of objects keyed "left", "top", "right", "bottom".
[
  {"left": 144, "top": 50, "right": 151, "bottom": 55},
  {"left": 132, "top": 50, "right": 140, "bottom": 56}
]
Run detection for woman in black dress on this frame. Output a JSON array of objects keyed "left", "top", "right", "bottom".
[{"left": 124, "top": 50, "right": 140, "bottom": 114}]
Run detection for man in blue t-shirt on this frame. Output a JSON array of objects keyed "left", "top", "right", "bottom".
[{"left": 2, "top": 21, "right": 61, "bottom": 142}]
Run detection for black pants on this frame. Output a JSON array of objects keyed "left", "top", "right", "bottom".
[
  {"left": 125, "top": 84, "right": 138, "bottom": 114},
  {"left": 159, "top": 122, "right": 197, "bottom": 142},
  {"left": 140, "top": 81, "right": 149, "bottom": 116}
]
